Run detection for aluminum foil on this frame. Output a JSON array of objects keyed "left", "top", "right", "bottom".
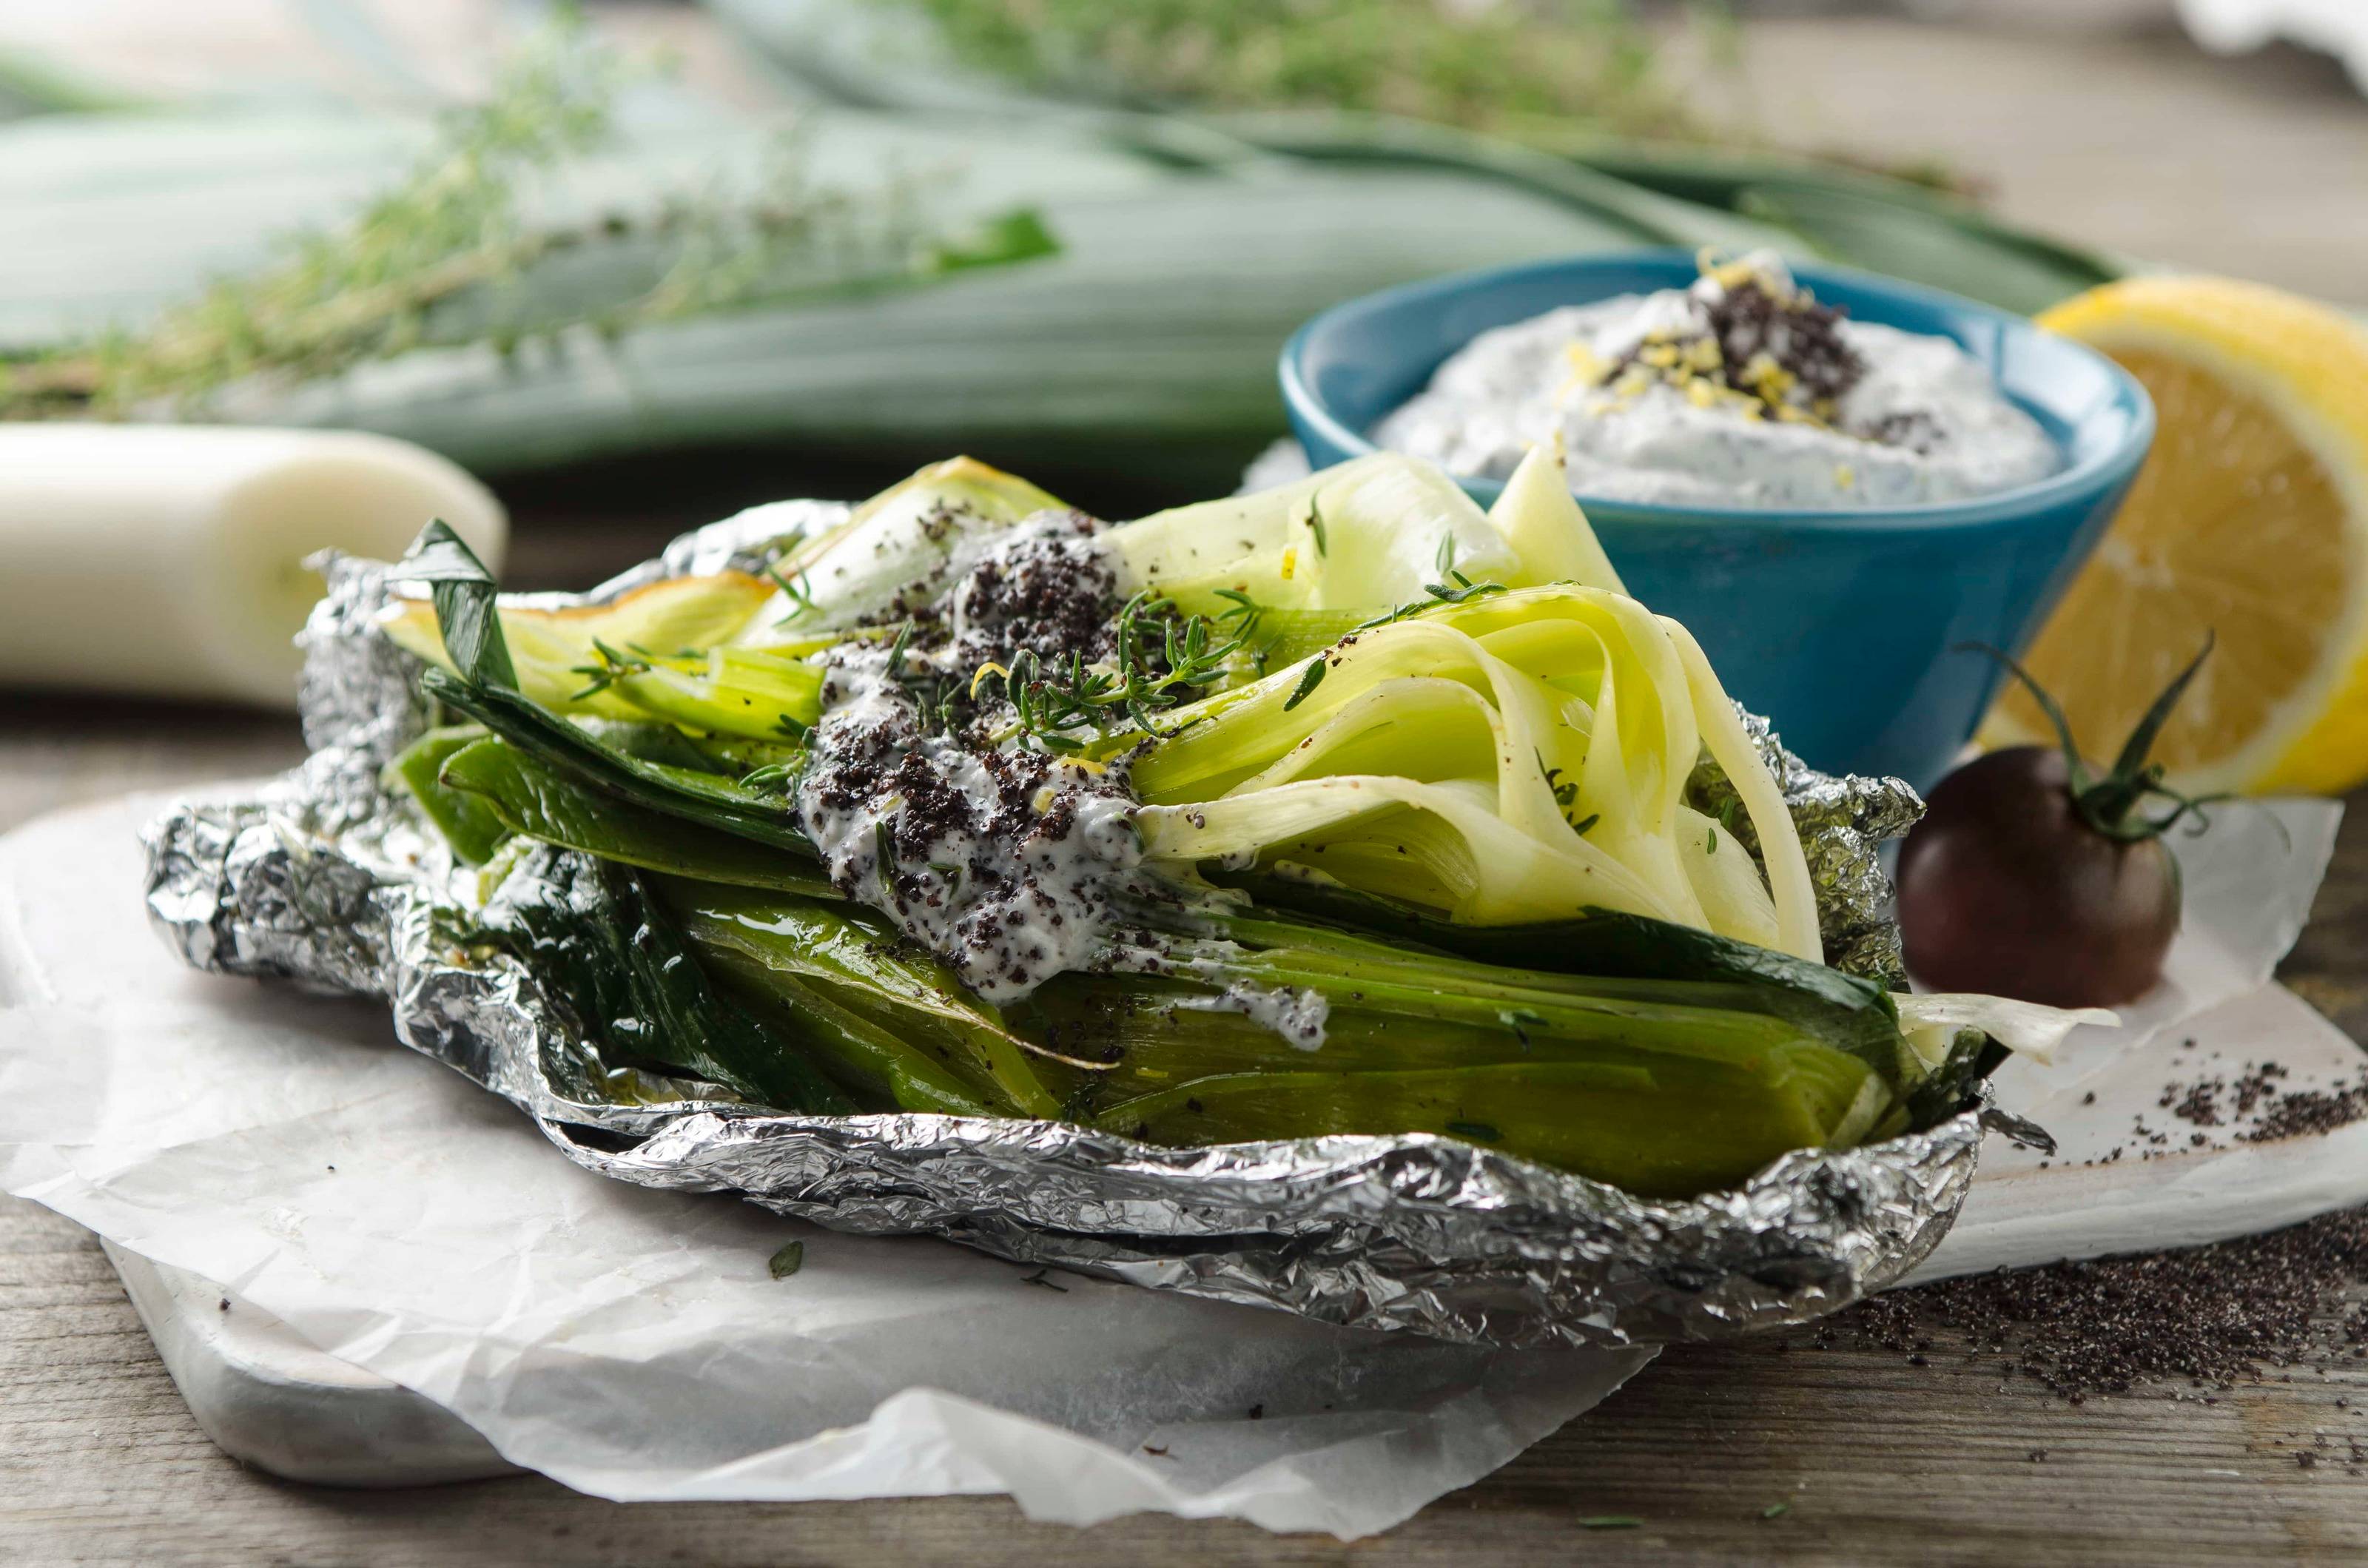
[
  {"left": 1690, "top": 720, "right": 1923, "bottom": 986},
  {"left": 141, "top": 535, "right": 2003, "bottom": 1352}
]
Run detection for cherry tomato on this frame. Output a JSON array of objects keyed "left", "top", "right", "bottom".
[{"left": 1897, "top": 745, "right": 2179, "bottom": 1006}]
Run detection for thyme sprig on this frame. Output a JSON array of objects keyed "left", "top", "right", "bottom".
[
  {"left": 740, "top": 760, "right": 801, "bottom": 793},
  {"left": 872, "top": 620, "right": 967, "bottom": 736},
  {"left": 1209, "top": 587, "right": 1265, "bottom": 640},
  {"left": 767, "top": 565, "right": 822, "bottom": 627},
  {"left": 1538, "top": 756, "right": 1598, "bottom": 835},
  {"left": 568, "top": 638, "right": 656, "bottom": 700},
  {"left": 864, "top": 0, "right": 1720, "bottom": 145},
  {"left": 1353, "top": 571, "right": 1510, "bottom": 632},
  {"left": 0, "top": 18, "right": 1057, "bottom": 418},
  {"left": 1281, "top": 659, "right": 1327, "bottom": 713},
  {"left": 984, "top": 588, "right": 1262, "bottom": 753}
]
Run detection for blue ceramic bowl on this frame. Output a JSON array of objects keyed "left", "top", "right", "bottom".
[{"left": 1280, "top": 250, "right": 2155, "bottom": 788}]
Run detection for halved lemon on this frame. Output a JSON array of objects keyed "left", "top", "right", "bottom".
[{"left": 1979, "top": 275, "right": 2368, "bottom": 795}]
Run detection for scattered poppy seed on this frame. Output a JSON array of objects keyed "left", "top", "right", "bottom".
[{"left": 1814, "top": 1205, "right": 2368, "bottom": 1400}]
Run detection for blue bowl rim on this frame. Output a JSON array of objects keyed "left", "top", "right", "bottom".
[{"left": 1279, "top": 247, "right": 2158, "bottom": 536}]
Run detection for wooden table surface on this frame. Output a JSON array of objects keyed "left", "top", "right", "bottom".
[{"left": 10, "top": 13, "right": 2368, "bottom": 1566}]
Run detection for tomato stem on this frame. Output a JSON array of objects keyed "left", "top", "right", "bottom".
[{"left": 1956, "top": 636, "right": 2225, "bottom": 845}]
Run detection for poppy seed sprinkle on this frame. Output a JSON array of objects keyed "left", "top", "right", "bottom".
[{"left": 1814, "top": 1205, "right": 2368, "bottom": 1402}]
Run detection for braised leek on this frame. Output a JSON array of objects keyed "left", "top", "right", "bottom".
[{"left": 383, "top": 449, "right": 2076, "bottom": 1196}]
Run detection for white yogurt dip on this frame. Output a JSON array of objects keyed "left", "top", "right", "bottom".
[{"left": 1372, "top": 252, "right": 2061, "bottom": 509}]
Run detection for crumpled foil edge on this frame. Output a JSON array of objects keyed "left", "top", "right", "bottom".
[{"left": 140, "top": 528, "right": 1980, "bottom": 1352}]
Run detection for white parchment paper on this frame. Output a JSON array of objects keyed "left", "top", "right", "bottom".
[
  {"left": 0, "top": 795, "right": 1649, "bottom": 1538},
  {"left": 1919, "top": 981, "right": 2368, "bottom": 1281},
  {"left": 1981, "top": 797, "right": 2341, "bottom": 1109}
]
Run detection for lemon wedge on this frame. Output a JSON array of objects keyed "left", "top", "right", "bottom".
[{"left": 1980, "top": 275, "right": 2368, "bottom": 795}]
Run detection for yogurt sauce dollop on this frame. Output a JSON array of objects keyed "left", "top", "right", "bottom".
[
  {"left": 792, "top": 512, "right": 1148, "bottom": 1005},
  {"left": 1373, "top": 252, "right": 2060, "bottom": 509}
]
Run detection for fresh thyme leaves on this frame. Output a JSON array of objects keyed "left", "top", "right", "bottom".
[
  {"left": 1117, "top": 590, "right": 1248, "bottom": 713},
  {"left": 1538, "top": 757, "right": 1581, "bottom": 811},
  {"left": 1761, "top": 1502, "right": 1791, "bottom": 1520},
  {"left": 767, "top": 1240, "right": 806, "bottom": 1279},
  {"left": 0, "top": 20, "right": 1058, "bottom": 419},
  {"left": 984, "top": 589, "right": 1257, "bottom": 751},
  {"left": 884, "top": 622, "right": 918, "bottom": 685},
  {"left": 995, "top": 649, "right": 1120, "bottom": 753},
  {"left": 1282, "top": 659, "right": 1327, "bottom": 712},
  {"left": 767, "top": 565, "right": 821, "bottom": 626},
  {"left": 740, "top": 761, "right": 799, "bottom": 793},
  {"left": 1211, "top": 587, "right": 1266, "bottom": 643},
  {"left": 864, "top": 621, "right": 970, "bottom": 737},
  {"left": 1706, "top": 827, "right": 1718, "bottom": 855},
  {"left": 864, "top": 0, "right": 1717, "bottom": 146},
  {"left": 1353, "top": 575, "right": 1510, "bottom": 632},
  {"left": 4, "top": 21, "right": 622, "bottom": 416},
  {"left": 1545, "top": 767, "right": 1598, "bottom": 835},
  {"left": 568, "top": 638, "right": 654, "bottom": 700}
]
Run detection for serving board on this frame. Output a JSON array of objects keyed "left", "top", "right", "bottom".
[{"left": 4, "top": 795, "right": 2365, "bottom": 1485}]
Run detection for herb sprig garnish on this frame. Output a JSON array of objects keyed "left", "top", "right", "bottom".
[
  {"left": 767, "top": 565, "right": 822, "bottom": 627},
  {"left": 981, "top": 588, "right": 1260, "bottom": 753},
  {"left": 1281, "top": 659, "right": 1327, "bottom": 712},
  {"left": 739, "top": 760, "right": 801, "bottom": 794},
  {"left": 1208, "top": 588, "right": 1265, "bottom": 638},
  {"left": 977, "top": 559, "right": 1516, "bottom": 753},
  {"left": 1354, "top": 571, "right": 1510, "bottom": 631},
  {"left": 568, "top": 638, "right": 656, "bottom": 701},
  {"left": 872, "top": 620, "right": 969, "bottom": 736}
]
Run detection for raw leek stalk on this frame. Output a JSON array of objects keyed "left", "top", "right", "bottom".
[
  {"left": 0, "top": 424, "right": 503, "bottom": 706},
  {"left": 381, "top": 451, "right": 2074, "bottom": 1196},
  {"left": 0, "top": 40, "right": 2119, "bottom": 485}
]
